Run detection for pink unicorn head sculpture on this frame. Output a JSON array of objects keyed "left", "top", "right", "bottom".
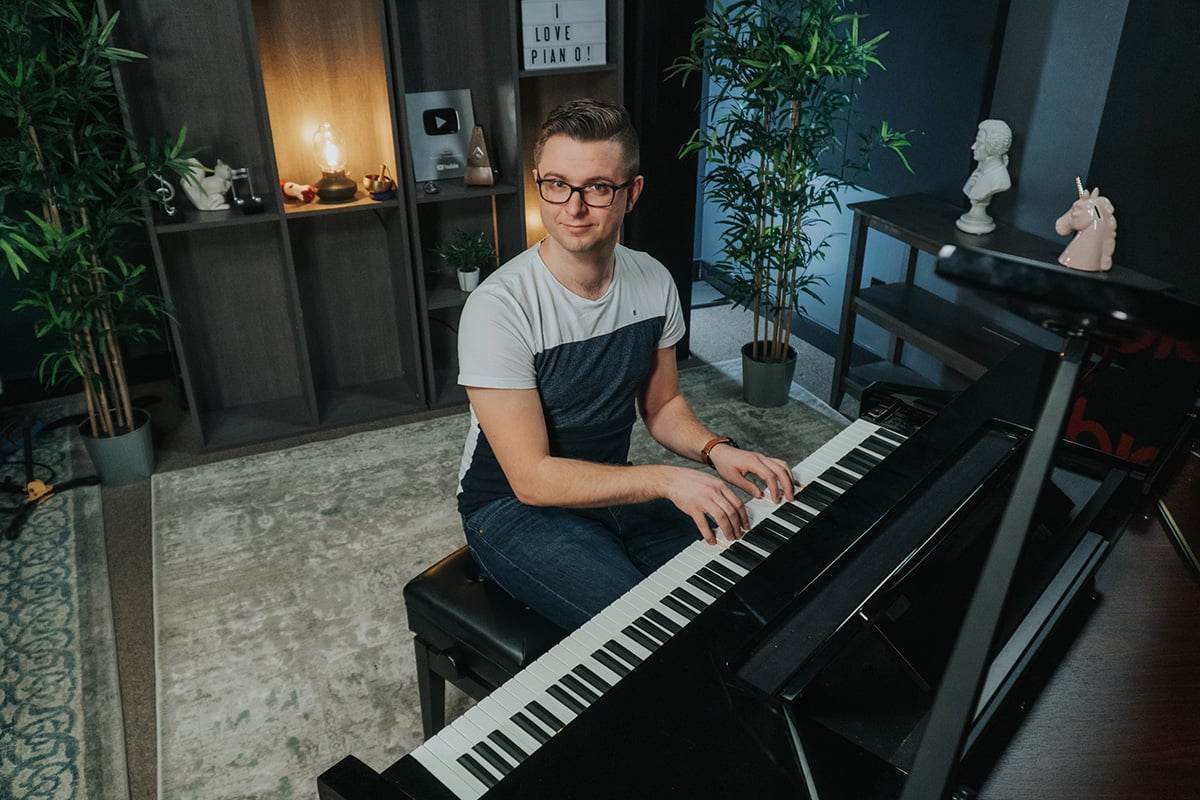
[{"left": 1055, "top": 177, "right": 1117, "bottom": 272}]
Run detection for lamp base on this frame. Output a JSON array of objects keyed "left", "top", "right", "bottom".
[{"left": 315, "top": 170, "right": 357, "bottom": 203}]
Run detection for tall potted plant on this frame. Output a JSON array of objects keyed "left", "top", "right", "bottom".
[
  {"left": 0, "top": 0, "right": 193, "bottom": 484},
  {"left": 671, "top": 0, "right": 910, "bottom": 406}
]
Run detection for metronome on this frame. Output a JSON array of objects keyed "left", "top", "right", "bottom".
[{"left": 464, "top": 125, "right": 496, "bottom": 187}]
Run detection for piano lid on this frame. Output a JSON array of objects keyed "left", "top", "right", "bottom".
[{"left": 935, "top": 244, "right": 1200, "bottom": 343}]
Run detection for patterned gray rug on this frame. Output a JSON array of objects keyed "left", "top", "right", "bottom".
[
  {"left": 0, "top": 402, "right": 128, "bottom": 800},
  {"left": 151, "top": 360, "right": 847, "bottom": 799}
]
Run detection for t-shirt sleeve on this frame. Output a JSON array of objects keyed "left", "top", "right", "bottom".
[
  {"left": 457, "top": 287, "right": 538, "bottom": 389},
  {"left": 659, "top": 267, "right": 687, "bottom": 349}
]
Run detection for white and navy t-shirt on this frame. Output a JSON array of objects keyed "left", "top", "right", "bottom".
[{"left": 456, "top": 242, "right": 686, "bottom": 515}]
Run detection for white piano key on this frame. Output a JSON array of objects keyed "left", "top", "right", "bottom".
[{"left": 414, "top": 733, "right": 489, "bottom": 799}]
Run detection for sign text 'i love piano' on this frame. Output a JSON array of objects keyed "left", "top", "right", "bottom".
[{"left": 522, "top": 1, "right": 606, "bottom": 70}]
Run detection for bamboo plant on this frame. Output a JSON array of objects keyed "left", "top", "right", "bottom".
[
  {"left": 671, "top": 0, "right": 911, "bottom": 363},
  {"left": 0, "top": 0, "right": 193, "bottom": 438}
]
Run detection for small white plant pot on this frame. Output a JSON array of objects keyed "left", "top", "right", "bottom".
[{"left": 457, "top": 269, "right": 480, "bottom": 292}]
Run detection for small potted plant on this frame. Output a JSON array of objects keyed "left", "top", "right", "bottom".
[{"left": 434, "top": 230, "right": 496, "bottom": 292}]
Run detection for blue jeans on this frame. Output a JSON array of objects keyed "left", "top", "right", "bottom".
[{"left": 462, "top": 497, "right": 700, "bottom": 630}]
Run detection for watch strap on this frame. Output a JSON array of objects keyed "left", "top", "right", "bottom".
[{"left": 701, "top": 436, "right": 738, "bottom": 466}]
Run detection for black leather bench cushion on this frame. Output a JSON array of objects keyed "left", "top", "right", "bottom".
[{"left": 403, "top": 546, "right": 567, "bottom": 676}]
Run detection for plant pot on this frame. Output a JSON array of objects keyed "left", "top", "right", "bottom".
[
  {"left": 741, "top": 341, "right": 798, "bottom": 407},
  {"left": 79, "top": 408, "right": 155, "bottom": 486},
  {"left": 457, "top": 269, "right": 480, "bottom": 291}
]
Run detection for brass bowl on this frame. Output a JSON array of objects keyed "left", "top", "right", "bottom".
[{"left": 363, "top": 173, "right": 395, "bottom": 193}]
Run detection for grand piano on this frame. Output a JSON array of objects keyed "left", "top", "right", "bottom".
[{"left": 318, "top": 248, "right": 1199, "bottom": 799}]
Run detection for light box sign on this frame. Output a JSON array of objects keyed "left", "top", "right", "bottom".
[{"left": 522, "top": 0, "right": 606, "bottom": 70}]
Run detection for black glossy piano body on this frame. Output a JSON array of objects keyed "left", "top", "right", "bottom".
[{"left": 318, "top": 339, "right": 1148, "bottom": 800}]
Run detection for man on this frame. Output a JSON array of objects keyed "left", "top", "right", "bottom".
[{"left": 456, "top": 98, "right": 796, "bottom": 631}]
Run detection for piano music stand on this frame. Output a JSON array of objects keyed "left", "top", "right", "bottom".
[{"left": 899, "top": 245, "right": 1200, "bottom": 800}]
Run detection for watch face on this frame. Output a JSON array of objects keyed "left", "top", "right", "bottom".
[{"left": 422, "top": 107, "right": 460, "bottom": 136}]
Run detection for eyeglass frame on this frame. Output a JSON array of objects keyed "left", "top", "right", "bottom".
[{"left": 534, "top": 176, "right": 635, "bottom": 208}]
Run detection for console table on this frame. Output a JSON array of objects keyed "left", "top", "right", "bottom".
[{"left": 830, "top": 193, "right": 1068, "bottom": 410}]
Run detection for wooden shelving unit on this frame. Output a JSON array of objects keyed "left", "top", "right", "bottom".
[{"left": 111, "top": 0, "right": 624, "bottom": 446}]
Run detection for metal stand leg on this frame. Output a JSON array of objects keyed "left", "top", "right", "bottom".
[{"left": 900, "top": 334, "right": 1092, "bottom": 800}]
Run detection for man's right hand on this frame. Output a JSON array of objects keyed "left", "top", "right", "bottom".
[{"left": 659, "top": 466, "right": 750, "bottom": 545}]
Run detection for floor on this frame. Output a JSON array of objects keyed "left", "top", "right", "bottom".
[{"left": 92, "top": 283, "right": 856, "bottom": 800}]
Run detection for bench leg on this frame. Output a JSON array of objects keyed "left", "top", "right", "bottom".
[{"left": 413, "top": 637, "right": 446, "bottom": 739}]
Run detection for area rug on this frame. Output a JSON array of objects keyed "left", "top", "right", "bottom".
[
  {"left": 151, "top": 360, "right": 848, "bottom": 799},
  {"left": 0, "top": 402, "right": 129, "bottom": 800}
]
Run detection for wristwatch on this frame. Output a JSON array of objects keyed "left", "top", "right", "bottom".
[{"left": 700, "top": 436, "right": 739, "bottom": 467}]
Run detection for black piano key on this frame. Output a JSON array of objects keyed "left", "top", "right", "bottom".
[
  {"left": 838, "top": 448, "right": 880, "bottom": 475},
  {"left": 632, "top": 615, "right": 672, "bottom": 645},
  {"left": 644, "top": 607, "right": 683, "bottom": 634},
  {"left": 592, "top": 647, "right": 632, "bottom": 677},
  {"left": 875, "top": 427, "right": 906, "bottom": 445},
  {"left": 706, "top": 559, "right": 742, "bottom": 584},
  {"left": 860, "top": 434, "right": 899, "bottom": 457},
  {"left": 697, "top": 565, "right": 736, "bottom": 591},
  {"left": 473, "top": 741, "right": 514, "bottom": 776},
  {"left": 623, "top": 623, "right": 662, "bottom": 652},
  {"left": 687, "top": 573, "right": 724, "bottom": 599},
  {"left": 560, "top": 673, "right": 602, "bottom": 704},
  {"left": 755, "top": 517, "right": 795, "bottom": 541},
  {"left": 670, "top": 586, "right": 708, "bottom": 613},
  {"left": 489, "top": 729, "right": 529, "bottom": 761},
  {"left": 573, "top": 663, "right": 614, "bottom": 693},
  {"left": 801, "top": 481, "right": 839, "bottom": 508},
  {"left": 456, "top": 753, "right": 499, "bottom": 789},
  {"left": 662, "top": 593, "right": 699, "bottom": 620},
  {"left": 511, "top": 711, "right": 552, "bottom": 744},
  {"left": 742, "top": 529, "right": 782, "bottom": 554},
  {"left": 605, "top": 638, "right": 643, "bottom": 668},
  {"left": 722, "top": 542, "right": 764, "bottom": 570},
  {"left": 525, "top": 701, "right": 565, "bottom": 733},
  {"left": 820, "top": 465, "right": 858, "bottom": 490},
  {"left": 773, "top": 502, "right": 815, "bottom": 527},
  {"left": 548, "top": 683, "right": 589, "bottom": 715}
]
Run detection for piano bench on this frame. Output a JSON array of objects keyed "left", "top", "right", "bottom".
[{"left": 403, "top": 545, "right": 568, "bottom": 739}]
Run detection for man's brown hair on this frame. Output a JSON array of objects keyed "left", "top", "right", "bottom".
[{"left": 533, "top": 98, "right": 640, "bottom": 179}]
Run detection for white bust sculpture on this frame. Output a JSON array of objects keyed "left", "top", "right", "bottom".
[{"left": 956, "top": 119, "right": 1013, "bottom": 234}]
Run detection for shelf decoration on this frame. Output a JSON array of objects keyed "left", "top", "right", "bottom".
[
  {"left": 521, "top": 0, "right": 606, "bottom": 70},
  {"left": 180, "top": 158, "right": 233, "bottom": 211},
  {"left": 464, "top": 126, "right": 496, "bottom": 186},
  {"left": 363, "top": 165, "right": 397, "bottom": 200},
  {"left": 405, "top": 89, "right": 477, "bottom": 183},
  {"left": 281, "top": 179, "right": 317, "bottom": 203},
  {"left": 312, "top": 122, "right": 358, "bottom": 203},
  {"left": 229, "top": 166, "right": 265, "bottom": 213}
]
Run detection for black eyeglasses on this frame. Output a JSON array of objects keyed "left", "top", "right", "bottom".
[{"left": 536, "top": 178, "right": 633, "bottom": 208}]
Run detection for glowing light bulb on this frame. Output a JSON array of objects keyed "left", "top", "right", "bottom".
[
  {"left": 312, "top": 122, "right": 348, "bottom": 172},
  {"left": 310, "top": 122, "right": 356, "bottom": 203}
]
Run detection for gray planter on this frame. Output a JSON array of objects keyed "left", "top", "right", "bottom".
[
  {"left": 80, "top": 408, "right": 155, "bottom": 486},
  {"left": 741, "top": 341, "right": 797, "bottom": 407}
]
